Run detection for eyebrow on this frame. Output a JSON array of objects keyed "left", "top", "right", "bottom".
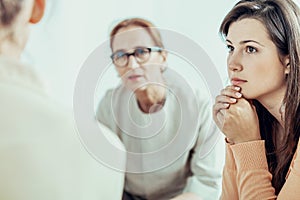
[
  {"left": 112, "top": 48, "right": 126, "bottom": 53},
  {"left": 113, "top": 46, "right": 147, "bottom": 53},
  {"left": 226, "top": 39, "right": 265, "bottom": 47}
]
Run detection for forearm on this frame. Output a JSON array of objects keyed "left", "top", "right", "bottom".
[{"left": 220, "top": 143, "right": 238, "bottom": 200}]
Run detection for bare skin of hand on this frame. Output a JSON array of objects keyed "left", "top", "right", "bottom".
[
  {"left": 170, "top": 193, "right": 202, "bottom": 200},
  {"left": 213, "top": 85, "right": 261, "bottom": 144}
]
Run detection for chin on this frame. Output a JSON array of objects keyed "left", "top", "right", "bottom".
[
  {"left": 125, "top": 83, "right": 146, "bottom": 92},
  {"left": 241, "top": 92, "right": 259, "bottom": 100}
]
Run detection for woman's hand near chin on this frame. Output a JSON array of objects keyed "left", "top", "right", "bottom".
[
  {"left": 213, "top": 85, "right": 261, "bottom": 144},
  {"left": 222, "top": 97, "right": 261, "bottom": 144}
]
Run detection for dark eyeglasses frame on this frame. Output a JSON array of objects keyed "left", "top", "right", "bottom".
[{"left": 110, "top": 46, "right": 163, "bottom": 68}]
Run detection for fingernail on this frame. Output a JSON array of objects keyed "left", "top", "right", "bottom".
[
  {"left": 224, "top": 103, "right": 229, "bottom": 107},
  {"left": 230, "top": 98, "right": 236, "bottom": 103},
  {"left": 234, "top": 86, "right": 240, "bottom": 91},
  {"left": 235, "top": 92, "right": 242, "bottom": 98}
]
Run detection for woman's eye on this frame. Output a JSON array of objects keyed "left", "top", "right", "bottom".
[
  {"left": 226, "top": 45, "right": 234, "bottom": 53},
  {"left": 246, "top": 46, "right": 257, "bottom": 53}
]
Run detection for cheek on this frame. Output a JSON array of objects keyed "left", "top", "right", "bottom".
[
  {"left": 144, "top": 67, "right": 161, "bottom": 78},
  {"left": 259, "top": 60, "right": 285, "bottom": 80},
  {"left": 150, "top": 53, "right": 165, "bottom": 65},
  {"left": 245, "top": 62, "right": 286, "bottom": 91},
  {"left": 226, "top": 57, "right": 231, "bottom": 75},
  {"left": 143, "top": 60, "right": 164, "bottom": 77},
  {"left": 116, "top": 68, "right": 127, "bottom": 77}
]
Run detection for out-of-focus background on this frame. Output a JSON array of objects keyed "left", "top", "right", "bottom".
[
  {"left": 24, "top": 0, "right": 239, "bottom": 107},
  {"left": 23, "top": 0, "right": 239, "bottom": 199}
]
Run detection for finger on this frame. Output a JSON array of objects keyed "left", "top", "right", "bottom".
[
  {"left": 219, "top": 108, "right": 227, "bottom": 116},
  {"left": 235, "top": 97, "right": 253, "bottom": 109},
  {"left": 214, "top": 102, "right": 230, "bottom": 112},
  {"left": 226, "top": 85, "right": 241, "bottom": 91},
  {"left": 216, "top": 111, "right": 225, "bottom": 128},
  {"left": 221, "top": 86, "right": 242, "bottom": 99},
  {"left": 215, "top": 94, "right": 237, "bottom": 104},
  {"left": 218, "top": 109, "right": 229, "bottom": 131},
  {"left": 213, "top": 102, "right": 229, "bottom": 116}
]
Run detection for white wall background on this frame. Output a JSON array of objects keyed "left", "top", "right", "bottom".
[
  {"left": 19, "top": 0, "right": 262, "bottom": 199},
  {"left": 23, "top": 0, "right": 238, "bottom": 107},
  {"left": 22, "top": 0, "right": 239, "bottom": 198},
  {"left": 21, "top": 1, "right": 300, "bottom": 199}
]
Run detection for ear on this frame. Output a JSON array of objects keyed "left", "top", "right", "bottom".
[
  {"left": 160, "top": 50, "right": 168, "bottom": 72},
  {"left": 284, "top": 56, "right": 290, "bottom": 74},
  {"left": 161, "top": 50, "right": 168, "bottom": 63},
  {"left": 29, "top": 0, "right": 45, "bottom": 24}
]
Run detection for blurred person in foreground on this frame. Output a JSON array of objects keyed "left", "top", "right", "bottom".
[{"left": 0, "top": 0, "right": 120, "bottom": 199}]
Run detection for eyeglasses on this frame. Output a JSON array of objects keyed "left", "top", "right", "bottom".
[{"left": 110, "top": 47, "right": 163, "bottom": 68}]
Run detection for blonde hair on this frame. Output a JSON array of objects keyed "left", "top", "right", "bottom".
[{"left": 109, "top": 17, "right": 164, "bottom": 50}]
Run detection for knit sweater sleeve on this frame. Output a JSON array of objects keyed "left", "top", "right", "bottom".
[
  {"left": 96, "top": 89, "right": 116, "bottom": 132},
  {"left": 220, "top": 143, "right": 239, "bottom": 200},
  {"left": 231, "top": 140, "right": 276, "bottom": 199}
]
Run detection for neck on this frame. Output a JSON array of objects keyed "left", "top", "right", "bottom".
[
  {"left": 0, "top": 26, "right": 27, "bottom": 59},
  {"left": 135, "top": 84, "right": 166, "bottom": 113},
  {"left": 257, "top": 86, "right": 286, "bottom": 127},
  {"left": 0, "top": 41, "right": 23, "bottom": 59}
]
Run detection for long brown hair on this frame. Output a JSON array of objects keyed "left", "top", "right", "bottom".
[
  {"left": 109, "top": 17, "right": 164, "bottom": 50},
  {"left": 219, "top": 0, "right": 300, "bottom": 194}
]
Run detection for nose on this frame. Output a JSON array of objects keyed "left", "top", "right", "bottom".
[
  {"left": 127, "top": 55, "right": 139, "bottom": 69},
  {"left": 227, "top": 53, "right": 243, "bottom": 72}
]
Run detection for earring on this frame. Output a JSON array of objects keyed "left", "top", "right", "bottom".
[
  {"left": 286, "top": 63, "right": 290, "bottom": 72},
  {"left": 285, "top": 64, "right": 290, "bottom": 78}
]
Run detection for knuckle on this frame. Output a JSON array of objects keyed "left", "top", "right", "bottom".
[
  {"left": 226, "top": 85, "right": 232, "bottom": 89},
  {"left": 215, "top": 95, "right": 222, "bottom": 102}
]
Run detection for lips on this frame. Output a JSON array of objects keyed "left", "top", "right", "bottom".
[
  {"left": 231, "top": 77, "right": 247, "bottom": 85},
  {"left": 128, "top": 74, "right": 143, "bottom": 80}
]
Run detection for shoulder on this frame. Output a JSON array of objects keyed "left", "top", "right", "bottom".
[
  {"left": 0, "top": 84, "right": 76, "bottom": 147},
  {"left": 0, "top": 57, "right": 44, "bottom": 94},
  {"left": 99, "top": 85, "right": 127, "bottom": 103},
  {"left": 96, "top": 84, "right": 132, "bottom": 125},
  {"left": 97, "top": 85, "right": 127, "bottom": 112},
  {"left": 0, "top": 58, "right": 67, "bottom": 124}
]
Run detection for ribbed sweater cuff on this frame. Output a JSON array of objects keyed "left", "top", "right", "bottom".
[
  {"left": 231, "top": 140, "right": 269, "bottom": 171},
  {"left": 225, "top": 143, "right": 236, "bottom": 170}
]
